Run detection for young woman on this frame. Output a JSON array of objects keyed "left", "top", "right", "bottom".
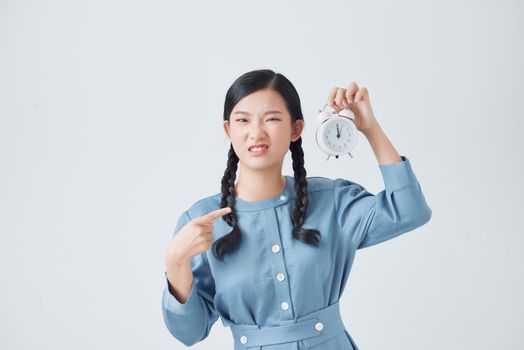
[{"left": 162, "top": 69, "right": 432, "bottom": 350}]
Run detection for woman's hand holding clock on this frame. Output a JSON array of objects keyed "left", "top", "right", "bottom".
[{"left": 327, "top": 82, "right": 379, "bottom": 133}]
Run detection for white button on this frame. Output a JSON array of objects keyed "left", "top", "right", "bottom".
[
  {"left": 315, "top": 322, "right": 324, "bottom": 331},
  {"left": 280, "top": 195, "right": 286, "bottom": 201},
  {"left": 281, "top": 301, "right": 289, "bottom": 310},
  {"left": 271, "top": 244, "right": 280, "bottom": 253},
  {"left": 276, "top": 272, "right": 285, "bottom": 281},
  {"left": 240, "top": 335, "right": 248, "bottom": 344}
]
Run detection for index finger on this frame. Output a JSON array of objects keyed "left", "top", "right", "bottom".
[
  {"left": 327, "top": 86, "right": 339, "bottom": 108},
  {"left": 194, "top": 207, "right": 232, "bottom": 224}
]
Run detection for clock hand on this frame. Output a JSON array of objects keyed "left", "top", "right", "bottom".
[{"left": 336, "top": 124, "right": 340, "bottom": 138}]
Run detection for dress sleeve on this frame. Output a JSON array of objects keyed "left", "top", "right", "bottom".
[
  {"left": 161, "top": 210, "right": 220, "bottom": 346},
  {"left": 334, "top": 155, "right": 432, "bottom": 250}
]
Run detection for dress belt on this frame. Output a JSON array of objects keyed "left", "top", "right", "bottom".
[{"left": 230, "top": 300, "right": 347, "bottom": 349}]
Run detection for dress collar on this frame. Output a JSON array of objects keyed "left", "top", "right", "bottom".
[{"left": 233, "top": 175, "right": 295, "bottom": 212}]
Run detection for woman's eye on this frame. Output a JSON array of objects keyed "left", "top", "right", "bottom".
[{"left": 236, "top": 118, "right": 279, "bottom": 123}]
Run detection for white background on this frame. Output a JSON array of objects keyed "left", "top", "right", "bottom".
[{"left": 1, "top": 0, "right": 523, "bottom": 349}]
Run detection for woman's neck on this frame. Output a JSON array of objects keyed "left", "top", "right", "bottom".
[{"left": 235, "top": 169, "right": 286, "bottom": 202}]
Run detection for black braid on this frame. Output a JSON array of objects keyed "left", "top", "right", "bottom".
[
  {"left": 290, "top": 137, "right": 321, "bottom": 245},
  {"left": 212, "top": 144, "right": 241, "bottom": 262},
  {"left": 212, "top": 139, "right": 321, "bottom": 262}
]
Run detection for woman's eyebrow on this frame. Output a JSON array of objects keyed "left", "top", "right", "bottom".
[{"left": 232, "top": 110, "right": 283, "bottom": 116}]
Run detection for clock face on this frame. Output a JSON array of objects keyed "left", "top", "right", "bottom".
[{"left": 323, "top": 118, "right": 355, "bottom": 152}]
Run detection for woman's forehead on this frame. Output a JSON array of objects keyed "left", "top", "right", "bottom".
[{"left": 233, "top": 90, "right": 287, "bottom": 114}]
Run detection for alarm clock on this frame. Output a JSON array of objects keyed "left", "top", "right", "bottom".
[{"left": 315, "top": 104, "right": 359, "bottom": 160}]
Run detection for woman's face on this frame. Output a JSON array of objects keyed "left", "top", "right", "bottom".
[{"left": 223, "top": 88, "right": 304, "bottom": 171}]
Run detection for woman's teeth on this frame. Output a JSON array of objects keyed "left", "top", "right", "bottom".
[{"left": 250, "top": 146, "right": 268, "bottom": 151}]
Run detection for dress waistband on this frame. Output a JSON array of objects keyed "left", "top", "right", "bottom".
[{"left": 230, "top": 301, "right": 346, "bottom": 349}]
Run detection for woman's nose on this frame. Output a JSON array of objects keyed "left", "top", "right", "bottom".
[{"left": 248, "top": 123, "right": 267, "bottom": 137}]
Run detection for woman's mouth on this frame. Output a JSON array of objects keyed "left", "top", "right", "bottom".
[{"left": 248, "top": 145, "right": 269, "bottom": 156}]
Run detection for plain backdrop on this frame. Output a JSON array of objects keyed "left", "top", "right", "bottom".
[{"left": 1, "top": 0, "right": 523, "bottom": 349}]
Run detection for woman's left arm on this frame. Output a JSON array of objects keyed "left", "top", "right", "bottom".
[{"left": 330, "top": 82, "right": 432, "bottom": 249}]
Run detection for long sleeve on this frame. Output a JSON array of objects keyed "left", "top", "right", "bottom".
[
  {"left": 334, "top": 155, "right": 432, "bottom": 250},
  {"left": 161, "top": 210, "right": 220, "bottom": 346}
]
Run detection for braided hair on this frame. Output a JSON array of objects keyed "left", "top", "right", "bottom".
[{"left": 212, "top": 69, "right": 321, "bottom": 262}]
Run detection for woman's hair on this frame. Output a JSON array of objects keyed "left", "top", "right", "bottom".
[{"left": 212, "top": 69, "right": 321, "bottom": 262}]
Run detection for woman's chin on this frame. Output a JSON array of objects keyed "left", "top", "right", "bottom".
[{"left": 240, "top": 157, "right": 280, "bottom": 171}]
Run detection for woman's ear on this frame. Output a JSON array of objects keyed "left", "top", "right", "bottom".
[
  {"left": 291, "top": 119, "right": 304, "bottom": 142},
  {"left": 223, "top": 120, "right": 231, "bottom": 140}
]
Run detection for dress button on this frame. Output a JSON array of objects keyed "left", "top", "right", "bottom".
[
  {"left": 276, "top": 272, "right": 285, "bottom": 281},
  {"left": 280, "top": 195, "right": 286, "bottom": 201},
  {"left": 240, "top": 335, "right": 248, "bottom": 344},
  {"left": 281, "top": 301, "right": 289, "bottom": 310},
  {"left": 271, "top": 244, "right": 280, "bottom": 253},
  {"left": 314, "top": 322, "right": 324, "bottom": 331}
]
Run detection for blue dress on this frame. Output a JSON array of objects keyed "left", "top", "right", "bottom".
[{"left": 161, "top": 155, "right": 432, "bottom": 349}]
